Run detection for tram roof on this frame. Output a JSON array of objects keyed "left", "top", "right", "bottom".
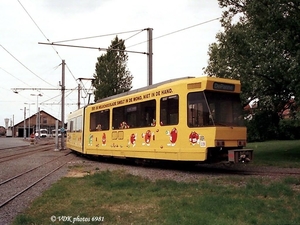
[{"left": 95, "top": 76, "right": 195, "bottom": 103}]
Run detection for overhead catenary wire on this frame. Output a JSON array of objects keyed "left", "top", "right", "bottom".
[
  {"left": 38, "top": 42, "right": 148, "bottom": 55},
  {"left": 0, "top": 66, "right": 32, "bottom": 87},
  {"left": 110, "top": 29, "right": 145, "bottom": 50},
  {"left": 17, "top": 0, "right": 79, "bottom": 86},
  {"left": 16, "top": 2, "right": 221, "bottom": 110},
  {"left": 17, "top": 0, "right": 62, "bottom": 61},
  {"left": 127, "top": 18, "right": 221, "bottom": 48},
  {"left": 40, "top": 17, "right": 221, "bottom": 53},
  {"left": 51, "top": 29, "right": 145, "bottom": 44},
  {"left": 38, "top": 18, "right": 221, "bottom": 105},
  {"left": 15, "top": 0, "right": 83, "bottom": 118},
  {"left": 65, "top": 63, "right": 79, "bottom": 86},
  {"left": 0, "top": 44, "right": 55, "bottom": 87}
]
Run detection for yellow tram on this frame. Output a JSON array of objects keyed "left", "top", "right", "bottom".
[{"left": 67, "top": 76, "right": 253, "bottom": 163}]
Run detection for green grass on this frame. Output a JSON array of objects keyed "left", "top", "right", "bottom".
[
  {"left": 247, "top": 140, "right": 300, "bottom": 167},
  {"left": 13, "top": 170, "right": 300, "bottom": 225},
  {"left": 12, "top": 140, "right": 300, "bottom": 225}
]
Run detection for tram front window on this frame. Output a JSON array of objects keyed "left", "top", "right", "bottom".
[{"left": 187, "top": 91, "right": 244, "bottom": 127}]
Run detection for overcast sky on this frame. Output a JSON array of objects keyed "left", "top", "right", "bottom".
[{"left": 0, "top": 0, "right": 223, "bottom": 127}]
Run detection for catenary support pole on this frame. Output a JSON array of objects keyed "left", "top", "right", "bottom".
[
  {"left": 61, "top": 60, "right": 65, "bottom": 150},
  {"left": 78, "top": 83, "right": 81, "bottom": 109},
  {"left": 147, "top": 28, "right": 153, "bottom": 86},
  {"left": 54, "top": 120, "right": 59, "bottom": 151}
]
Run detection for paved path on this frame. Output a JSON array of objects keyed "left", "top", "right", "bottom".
[{"left": 0, "top": 137, "right": 29, "bottom": 149}]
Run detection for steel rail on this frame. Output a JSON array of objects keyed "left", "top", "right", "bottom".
[
  {"left": 0, "top": 153, "right": 71, "bottom": 208},
  {"left": 0, "top": 146, "right": 53, "bottom": 163},
  {"left": 0, "top": 152, "right": 71, "bottom": 185}
]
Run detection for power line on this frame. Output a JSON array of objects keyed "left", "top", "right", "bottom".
[
  {"left": 65, "top": 63, "right": 78, "bottom": 85},
  {"left": 40, "top": 18, "right": 220, "bottom": 53},
  {"left": 18, "top": 0, "right": 48, "bottom": 42},
  {"left": 18, "top": 0, "right": 79, "bottom": 86},
  {"left": 0, "top": 66, "right": 32, "bottom": 87},
  {"left": 17, "top": 0, "right": 62, "bottom": 61},
  {"left": 0, "top": 44, "right": 55, "bottom": 87},
  {"left": 52, "top": 29, "right": 145, "bottom": 44},
  {"left": 111, "top": 29, "right": 145, "bottom": 49},
  {"left": 127, "top": 17, "right": 221, "bottom": 48},
  {"left": 38, "top": 42, "right": 148, "bottom": 55},
  {"left": 156, "top": 18, "right": 221, "bottom": 40}
]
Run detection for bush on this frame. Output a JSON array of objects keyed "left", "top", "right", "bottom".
[
  {"left": 246, "top": 111, "right": 300, "bottom": 141},
  {"left": 246, "top": 110, "right": 279, "bottom": 142},
  {"left": 278, "top": 119, "right": 300, "bottom": 140}
]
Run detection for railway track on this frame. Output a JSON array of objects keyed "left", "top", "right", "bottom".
[
  {"left": 78, "top": 154, "right": 300, "bottom": 178},
  {"left": 0, "top": 151, "right": 72, "bottom": 209},
  {"left": 190, "top": 163, "right": 300, "bottom": 178},
  {"left": 228, "top": 168, "right": 300, "bottom": 177},
  {"left": 0, "top": 145, "right": 54, "bottom": 163},
  {"left": 1, "top": 147, "right": 299, "bottom": 224}
]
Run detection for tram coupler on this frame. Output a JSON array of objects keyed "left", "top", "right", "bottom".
[{"left": 228, "top": 149, "right": 253, "bottom": 163}]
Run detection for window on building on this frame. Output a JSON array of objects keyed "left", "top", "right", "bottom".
[{"left": 42, "top": 117, "right": 47, "bottom": 124}]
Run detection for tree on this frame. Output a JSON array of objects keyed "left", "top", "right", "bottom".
[
  {"left": 204, "top": 0, "right": 300, "bottom": 140},
  {"left": 93, "top": 36, "right": 133, "bottom": 101}
]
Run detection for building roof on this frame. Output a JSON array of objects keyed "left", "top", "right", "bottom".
[{"left": 14, "top": 110, "right": 61, "bottom": 127}]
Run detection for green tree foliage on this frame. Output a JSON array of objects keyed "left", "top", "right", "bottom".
[
  {"left": 93, "top": 36, "right": 133, "bottom": 101},
  {"left": 204, "top": 0, "right": 300, "bottom": 140}
]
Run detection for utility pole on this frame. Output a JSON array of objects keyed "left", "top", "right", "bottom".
[
  {"left": 147, "top": 28, "right": 153, "bottom": 86},
  {"left": 23, "top": 107, "right": 26, "bottom": 139},
  {"left": 61, "top": 60, "right": 65, "bottom": 150},
  {"left": 78, "top": 83, "right": 81, "bottom": 109}
]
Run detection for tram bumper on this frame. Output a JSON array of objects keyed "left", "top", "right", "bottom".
[{"left": 228, "top": 149, "right": 253, "bottom": 163}]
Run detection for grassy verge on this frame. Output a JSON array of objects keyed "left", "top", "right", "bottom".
[
  {"left": 247, "top": 140, "right": 300, "bottom": 167},
  {"left": 13, "top": 170, "right": 300, "bottom": 225},
  {"left": 12, "top": 140, "right": 300, "bottom": 225}
]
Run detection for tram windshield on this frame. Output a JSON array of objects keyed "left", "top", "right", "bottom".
[{"left": 187, "top": 91, "right": 244, "bottom": 127}]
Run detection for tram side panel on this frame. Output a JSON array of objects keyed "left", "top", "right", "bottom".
[
  {"left": 81, "top": 87, "right": 207, "bottom": 161},
  {"left": 79, "top": 76, "right": 251, "bottom": 163},
  {"left": 66, "top": 108, "right": 85, "bottom": 153}
]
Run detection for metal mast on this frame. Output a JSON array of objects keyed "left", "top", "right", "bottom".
[
  {"left": 147, "top": 28, "right": 153, "bottom": 86},
  {"left": 61, "top": 60, "right": 65, "bottom": 150}
]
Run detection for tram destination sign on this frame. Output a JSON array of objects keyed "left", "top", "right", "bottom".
[{"left": 213, "top": 82, "right": 235, "bottom": 91}]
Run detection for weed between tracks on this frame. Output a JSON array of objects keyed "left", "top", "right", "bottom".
[{"left": 12, "top": 140, "right": 300, "bottom": 225}]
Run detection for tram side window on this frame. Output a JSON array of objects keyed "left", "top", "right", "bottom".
[
  {"left": 90, "top": 109, "right": 110, "bottom": 131},
  {"left": 112, "top": 100, "right": 156, "bottom": 129},
  {"left": 113, "top": 107, "right": 125, "bottom": 129},
  {"left": 187, "top": 92, "right": 211, "bottom": 127},
  {"left": 68, "top": 120, "right": 74, "bottom": 132},
  {"left": 160, "top": 95, "right": 179, "bottom": 126},
  {"left": 141, "top": 100, "right": 156, "bottom": 127},
  {"left": 75, "top": 116, "right": 82, "bottom": 132}
]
